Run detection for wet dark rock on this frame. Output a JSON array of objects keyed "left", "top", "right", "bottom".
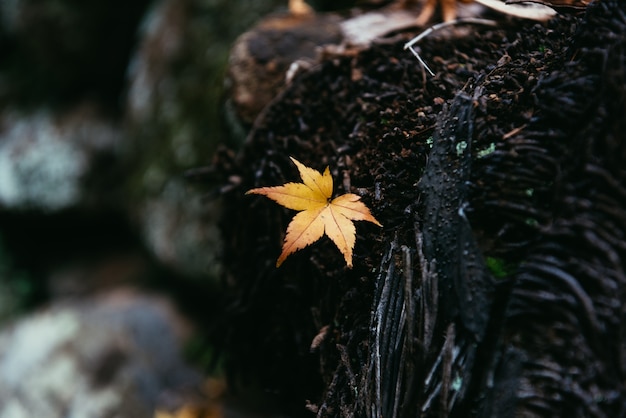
[{"left": 213, "top": 1, "right": 626, "bottom": 416}]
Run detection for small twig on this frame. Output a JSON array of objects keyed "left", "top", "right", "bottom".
[
  {"left": 406, "top": 45, "right": 435, "bottom": 77},
  {"left": 404, "top": 18, "right": 498, "bottom": 76}
]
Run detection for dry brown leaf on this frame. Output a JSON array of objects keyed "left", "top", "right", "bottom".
[
  {"left": 154, "top": 404, "right": 222, "bottom": 418},
  {"left": 247, "top": 157, "right": 382, "bottom": 267}
]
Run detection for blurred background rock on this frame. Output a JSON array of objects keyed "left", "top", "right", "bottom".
[
  {"left": 0, "top": 0, "right": 296, "bottom": 416},
  {"left": 0, "top": 0, "right": 292, "bottom": 280}
]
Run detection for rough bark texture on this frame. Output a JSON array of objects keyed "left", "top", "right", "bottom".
[{"left": 213, "top": 2, "right": 626, "bottom": 416}]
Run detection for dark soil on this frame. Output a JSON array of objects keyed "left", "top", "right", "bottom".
[{"left": 212, "top": 2, "right": 626, "bottom": 416}]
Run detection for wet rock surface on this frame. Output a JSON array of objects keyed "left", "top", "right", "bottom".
[{"left": 214, "top": 2, "right": 626, "bottom": 416}]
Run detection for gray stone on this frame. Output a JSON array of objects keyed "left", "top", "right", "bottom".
[
  {"left": 0, "top": 105, "right": 124, "bottom": 211},
  {"left": 138, "top": 179, "right": 223, "bottom": 279},
  {"left": 0, "top": 289, "right": 201, "bottom": 418}
]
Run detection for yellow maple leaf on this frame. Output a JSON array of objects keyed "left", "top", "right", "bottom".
[{"left": 246, "top": 157, "right": 382, "bottom": 267}]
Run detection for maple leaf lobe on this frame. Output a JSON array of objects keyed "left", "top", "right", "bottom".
[
  {"left": 246, "top": 183, "right": 326, "bottom": 211},
  {"left": 291, "top": 157, "right": 333, "bottom": 199}
]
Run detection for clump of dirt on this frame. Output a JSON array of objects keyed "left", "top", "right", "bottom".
[{"left": 211, "top": 2, "right": 626, "bottom": 416}]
